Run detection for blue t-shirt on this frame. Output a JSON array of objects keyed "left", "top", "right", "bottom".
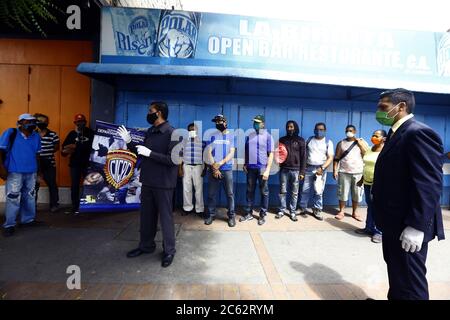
[
  {"left": 209, "top": 130, "right": 236, "bottom": 171},
  {"left": 245, "top": 130, "right": 274, "bottom": 170},
  {"left": 0, "top": 128, "right": 41, "bottom": 173}
]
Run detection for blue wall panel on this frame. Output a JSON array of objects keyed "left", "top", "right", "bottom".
[{"left": 113, "top": 79, "right": 450, "bottom": 208}]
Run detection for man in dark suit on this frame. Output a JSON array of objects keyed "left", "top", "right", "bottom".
[
  {"left": 117, "top": 101, "right": 179, "bottom": 268},
  {"left": 372, "top": 88, "right": 445, "bottom": 300}
]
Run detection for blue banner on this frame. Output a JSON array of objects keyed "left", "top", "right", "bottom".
[
  {"left": 100, "top": 7, "right": 450, "bottom": 94},
  {"left": 79, "top": 121, "right": 145, "bottom": 213}
]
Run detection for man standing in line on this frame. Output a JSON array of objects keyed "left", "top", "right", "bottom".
[
  {"left": 118, "top": 101, "right": 180, "bottom": 268},
  {"left": 240, "top": 115, "right": 274, "bottom": 226},
  {"left": 61, "top": 114, "right": 94, "bottom": 215},
  {"left": 204, "top": 114, "right": 236, "bottom": 227},
  {"left": 372, "top": 88, "right": 444, "bottom": 300},
  {"left": 333, "top": 125, "right": 369, "bottom": 221},
  {"left": 179, "top": 123, "right": 206, "bottom": 216},
  {"left": 276, "top": 120, "right": 306, "bottom": 222},
  {"left": 34, "top": 113, "right": 60, "bottom": 213},
  {"left": 0, "top": 114, "right": 41, "bottom": 237},
  {"left": 297, "top": 122, "right": 334, "bottom": 221}
]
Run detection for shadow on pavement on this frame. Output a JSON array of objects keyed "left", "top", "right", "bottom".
[{"left": 290, "top": 261, "right": 369, "bottom": 300}]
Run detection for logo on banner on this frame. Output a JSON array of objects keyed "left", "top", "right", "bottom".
[
  {"left": 157, "top": 10, "right": 201, "bottom": 58},
  {"left": 104, "top": 150, "right": 137, "bottom": 189},
  {"left": 112, "top": 10, "right": 157, "bottom": 56},
  {"left": 437, "top": 31, "right": 450, "bottom": 77}
]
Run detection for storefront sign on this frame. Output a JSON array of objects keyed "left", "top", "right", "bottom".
[{"left": 100, "top": 7, "right": 450, "bottom": 93}]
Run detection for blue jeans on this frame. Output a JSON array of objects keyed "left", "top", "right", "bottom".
[
  {"left": 279, "top": 168, "right": 300, "bottom": 214},
  {"left": 245, "top": 168, "right": 269, "bottom": 217},
  {"left": 298, "top": 165, "right": 326, "bottom": 211},
  {"left": 364, "top": 184, "right": 382, "bottom": 235},
  {"left": 207, "top": 170, "right": 235, "bottom": 218},
  {"left": 3, "top": 172, "right": 37, "bottom": 228}
]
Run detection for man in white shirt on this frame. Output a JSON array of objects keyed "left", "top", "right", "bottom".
[{"left": 298, "top": 122, "right": 334, "bottom": 220}]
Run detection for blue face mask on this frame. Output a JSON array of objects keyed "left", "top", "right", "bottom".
[
  {"left": 253, "top": 122, "right": 261, "bottom": 131},
  {"left": 314, "top": 129, "right": 326, "bottom": 138}
]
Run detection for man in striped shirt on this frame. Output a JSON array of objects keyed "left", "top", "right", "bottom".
[
  {"left": 34, "top": 113, "right": 60, "bottom": 212},
  {"left": 179, "top": 123, "right": 206, "bottom": 216}
]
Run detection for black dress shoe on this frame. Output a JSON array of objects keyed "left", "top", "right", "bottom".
[
  {"left": 204, "top": 216, "right": 215, "bottom": 225},
  {"left": 3, "top": 227, "right": 15, "bottom": 237},
  {"left": 126, "top": 247, "right": 155, "bottom": 258},
  {"left": 162, "top": 254, "right": 175, "bottom": 268},
  {"left": 228, "top": 217, "right": 236, "bottom": 227}
]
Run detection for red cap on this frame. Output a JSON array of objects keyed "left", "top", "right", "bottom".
[{"left": 74, "top": 114, "right": 86, "bottom": 122}]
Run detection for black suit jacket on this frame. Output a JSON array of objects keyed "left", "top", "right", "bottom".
[
  {"left": 372, "top": 118, "right": 445, "bottom": 242},
  {"left": 127, "top": 121, "right": 179, "bottom": 189}
]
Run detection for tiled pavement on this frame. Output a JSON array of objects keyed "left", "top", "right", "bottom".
[{"left": 1, "top": 206, "right": 450, "bottom": 300}]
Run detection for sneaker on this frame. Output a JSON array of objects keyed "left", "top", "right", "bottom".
[
  {"left": 275, "top": 212, "right": 284, "bottom": 219},
  {"left": 19, "top": 220, "right": 45, "bottom": 227},
  {"left": 3, "top": 227, "right": 15, "bottom": 237},
  {"left": 297, "top": 208, "right": 307, "bottom": 216},
  {"left": 239, "top": 214, "right": 254, "bottom": 222},
  {"left": 204, "top": 216, "right": 215, "bottom": 225},
  {"left": 258, "top": 216, "right": 266, "bottom": 226},
  {"left": 289, "top": 213, "right": 298, "bottom": 222},
  {"left": 181, "top": 209, "right": 193, "bottom": 216},
  {"left": 50, "top": 205, "right": 60, "bottom": 213},
  {"left": 312, "top": 209, "right": 324, "bottom": 221},
  {"left": 228, "top": 217, "right": 236, "bottom": 228},
  {"left": 371, "top": 233, "right": 382, "bottom": 243}
]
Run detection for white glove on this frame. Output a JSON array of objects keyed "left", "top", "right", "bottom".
[
  {"left": 117, "top": 125, "right": 132, "bottom": 144},
  {"left": 400, "top": 226, "right": 424, "bottom": 253},
  {"left": 136, "top": 145, "right": 151, "bottom": 157}
]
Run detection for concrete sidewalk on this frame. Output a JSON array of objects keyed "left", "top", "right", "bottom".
[{"left": 1, "top": 205, "right": 450, "bottom": 300}]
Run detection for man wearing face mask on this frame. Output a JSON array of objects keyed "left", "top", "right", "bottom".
[
  {"left": 241, "top": 115, "right": 274, "bottom": 226},
  {"left": 333, "top": 125, "right": 369, "bottom": 221},
  {"left": 297, "top": 122, "right": 334, "bottom": 220},
  {"left": 276, "top": 120, "right": 306, "bottom": 221},
  {"left": 117, "top": 101, "right": 180, "bottom": 268},
  {"left": 0, "top": 114, "right": 41, "bottom": 237},
  {"left": 372, "top": 88, "right": 444, "bottom": 300},
  {"left": 179, "top": 123, "right": 206, "bottom": 216},
  {"left": 61, "top": 114, "right": 94, "bottom": 215},
  {"left": 204, "top": 114, "right": 236, "bottom": 227},
  {"left": 34, "top": 113, "right": 60, "bottom": 213}
]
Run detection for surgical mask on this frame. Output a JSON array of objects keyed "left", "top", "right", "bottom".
[
  {"left": 314, "top": 129, "right": 326, "bottom": 138},
  {"left": 23, "top": 123, "right": 37, "bottom": 132},
  {"left": 37, "top": 122, "right": 48, "bottom": 130},
  {"left": 376, "top": 103, "right": 400, "bottom": 126},
  {"left": 253, "top": 122, "right": 261, "bottom": 131},
  {"left": 147, "top": 112, "right": 158, "bottom": 125},
  {"left": 216, "top": 123, "right": 226, "bottom": 132},
  {"left": 371, "top": 136, "right": 383, "bottom": 145},
  {"left": 346, "top": 131, "right": 355, "bottom": 138},
  {"left": 188, "top": 130, "right": 197, "bottom": 139},
  {"left": 287, "top": 129, "right": 295, "bottom": 136}
]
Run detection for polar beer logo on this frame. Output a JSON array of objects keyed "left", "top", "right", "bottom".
[
  {"left": 104, "top": 150, "right": 137, "bottom": 189},
  {"left": 157, "top": 10, "right": 200, "bottom": 58}
]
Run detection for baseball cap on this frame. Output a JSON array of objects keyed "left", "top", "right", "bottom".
[
  {"left": 74, "top": 114, "right": 87, "bottom": 122},
  {"left": 18, "top": 113, "right": 36, "bottom": 121},
  {"left": 253, "top": 115, "right": 265, "bottom": 123},
  {"left": 211, "top": 114, "right": 226, "bottom": 122}
]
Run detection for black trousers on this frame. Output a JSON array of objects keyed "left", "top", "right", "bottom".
[
  {"left": 139, "top": 185, "right": 176, "bottom": 255},
  {"left": 35, "top": 163, "right": 59, "bottom": 208},
  {"left": 382, "top": 233, "right": 429, "bottom": 300},
  {"left": 70, "top": 166, "right": 87, "bottom": 211}
]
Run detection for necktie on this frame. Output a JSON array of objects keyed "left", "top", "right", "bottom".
[{"left": 385, "top": 129, "right": 394, "bottom": 144}]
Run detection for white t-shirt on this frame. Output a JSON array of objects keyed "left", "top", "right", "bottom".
[
  {"left": 337, "top": 139, "right": 365, "bottom": 174},
  {"left": 306, "top": 137, "right": 334, "bottom": 166}
]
